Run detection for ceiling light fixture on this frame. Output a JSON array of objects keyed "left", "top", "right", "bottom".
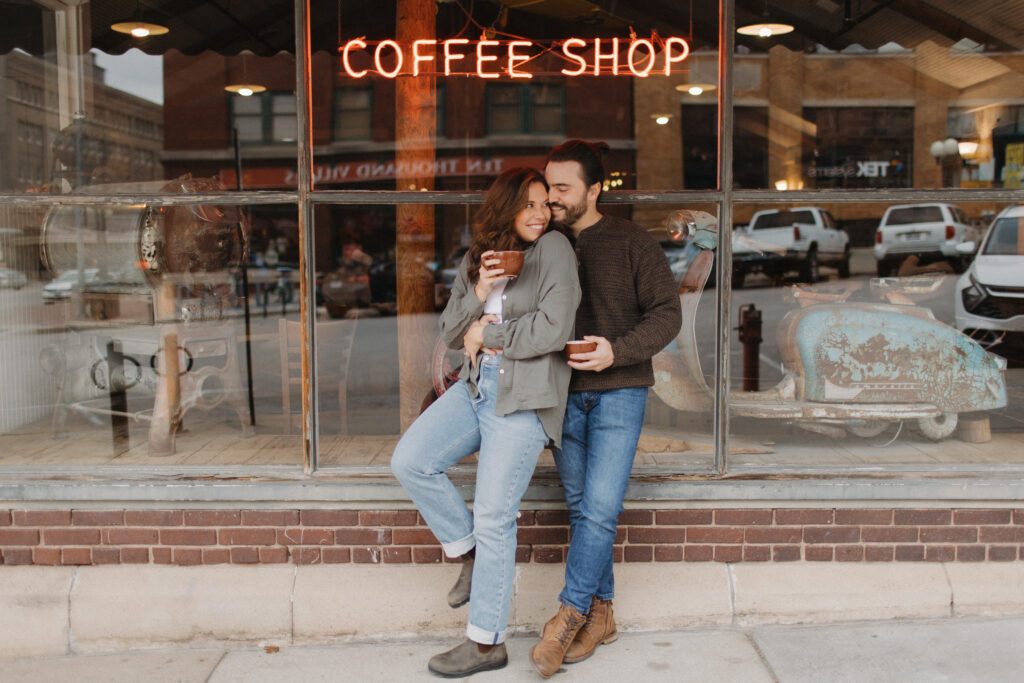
[
  {"left": 652, "top": 114, "right": 672, "bottom": 125},
  {"left": 225, "top": 52, "right": 266, "bottom": 97},
  {"left": 110, "top": 2, "right": 168, "bottom": 38},
  {"left": 675, "top": 83, "right": 717, "bottom": 96},
  {"left": 737, "top": 1, "right": 794, "bottom": 38}
]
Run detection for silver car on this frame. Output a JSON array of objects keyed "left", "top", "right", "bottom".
[{"left": 0, "top": 267, "right": 27, "bottom": 289}]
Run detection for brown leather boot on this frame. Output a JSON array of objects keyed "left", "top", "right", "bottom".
[
  {"left": 563, "top": 598, "right": 617, "bottom": 663},
  {"left": 529, "top": 603, "right": 586, "bottom": 678}
]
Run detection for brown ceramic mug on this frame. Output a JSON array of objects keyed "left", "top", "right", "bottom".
[
  {"left": 565, "top": 340, "right": 597, "bottom": 358},
  {"left": 490, "top": 250, "right": 525, "bottom": 278}
]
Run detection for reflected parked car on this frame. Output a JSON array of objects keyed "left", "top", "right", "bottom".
[
  {"left": 954, "top": 205, "right": 1024, "bottom": 360},
  {"left": 874, "top": 203, "right": 979, "bottom": 277},
  {"left": 42, "top": 269, "right": 100, "bottom": 302},
  {"left": 0, "top": 267, "right": 27, "bottom": 289}
]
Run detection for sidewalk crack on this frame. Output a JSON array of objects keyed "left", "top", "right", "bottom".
[
  {"left": 67, "top": 566, "right": 79, "bottom": 655},
  {"left": 744, "top": 630, "right": 781, "bottom": 683},
  {"left": 726, "top": 563, "right": 737, "bottom": 626},
  {"left": 940, "top": 562, "right": 955, "bottom": 616},
  {"left": 203, "top": 650, "right": 229, "bottom": 683}
]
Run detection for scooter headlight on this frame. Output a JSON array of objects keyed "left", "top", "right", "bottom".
[{"left": 960, "top": 274, "right": 987, "bottom": 313}]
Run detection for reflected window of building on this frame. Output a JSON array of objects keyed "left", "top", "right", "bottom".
[
  {"left": 333, "top": 87, "right": 372, "bottom": 141},
  {"left": 231, "top": 91, "right": 297, "bottom": 144},
  {"left": 486, "top": 83, "right": 565, "bottom": 135}
]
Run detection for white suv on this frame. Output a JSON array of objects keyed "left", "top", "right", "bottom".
[
  {"left": 874, "top": 203, "right": 979, "bottom": 277},
  {"left": 954, "top": 204, "right": 1024, "bottom": 361}
]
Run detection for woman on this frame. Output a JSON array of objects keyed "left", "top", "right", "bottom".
[{"left": 392, "top": 167, "right": 581, "bottom": 678}]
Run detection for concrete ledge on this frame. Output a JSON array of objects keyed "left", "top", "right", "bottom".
[{"left": 4, "top": 562, "right": 1024, "bottom": 658}]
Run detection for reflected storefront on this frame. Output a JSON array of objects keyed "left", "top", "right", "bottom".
[{"left": 0, "top": 0, "right": 1022, "bottom": 488}]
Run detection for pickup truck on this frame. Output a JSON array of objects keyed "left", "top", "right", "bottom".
[{"left": 731, "top": 207, "right": 850, "bottom": 288}]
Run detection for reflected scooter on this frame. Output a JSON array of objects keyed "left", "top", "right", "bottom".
[{"left": 652, "top": 211, "right": 1007, "bottom": 440}]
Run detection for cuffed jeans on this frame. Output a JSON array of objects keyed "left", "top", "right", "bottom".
[
  {"left": 391, "top": 355, "right": 546, "bottom": 645},
  {"left": 553, "top": 387, "right": 647, "bottom": 614}
]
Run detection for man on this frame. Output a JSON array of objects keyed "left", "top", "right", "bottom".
[{"left": 530, "top": 140, "right": 682, "bottom": 678}]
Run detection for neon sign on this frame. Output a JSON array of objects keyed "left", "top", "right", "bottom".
[{"left": 340, "top": 37, "right": 690, "bottom": 79}]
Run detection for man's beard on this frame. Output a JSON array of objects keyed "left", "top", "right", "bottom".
[{"left": 550, "top": 196, "right": 587, "bottom": 228}]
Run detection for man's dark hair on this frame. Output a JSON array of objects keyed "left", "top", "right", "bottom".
[{"left": 545, "top": 139, "right": 610, "bottom": 188}]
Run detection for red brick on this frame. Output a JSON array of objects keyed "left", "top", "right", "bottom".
[
  {"left": 121, "top": 548, "right": 150, "bottom": 563},
  {"left": 657, "top": 510, "right": 712, "bottom": 525},
  {"left": 71, "top": 510, "right": 124, "bottom": 526},
  {"left": 954, "top": 509, "right": 1010, "bottom": 525},
  {"left": 894, "top": 510, "right": 950, "bottom": 526},
  {"left": 835, "top": 545, "right": 864, "bottom": 562},
  {"left": 834, "top": 509, "right": 891, "bottom": 525},
  {"left": 0, "top": 528, "right": 39, "bottom": 545},
  {"left": 91, "top": 548, "right": 121, "bottom": 565},
  {"left": 278, "top": 528, "right": 334, "bottom": 546},
  {"left": 534, "top": 510, "right": 570, "bottom": 526},
  {"left": 743, "top": 545, "right": 771, "bottom": 562},
  {"left": 978, "top": 526, "right": 1024, "bottom": 543},
  {"left": 611, "top": 546, "right": 623, "bottom": 563},
  {"left": 614, "top": 528, "right": 626, "bottom": 544},
  {"left": 0, "top": 510, "right": 10, "bottom": 526},
  {"left": 104, "top": 528, "right": 158, "bottom": 545},
  {"left": 894, "top": 545, "right": 925, "bottom": 561},
  {"left": 152, "top": 547, "right": 172, "bottom": 563},
  {"left": 241, "top": 510, "right": 299, "bottom": 526},
  {"left": 359, "top": 511, "right": 420, "bottom": 526},
  {"left": 745, "top": 527, "right": 801, "bottom": 544},
  {"left": 13, "top": 510, "right": 70, "bottom": 526},
  {"left": 687, "top": 527, "right": 743, "bottom": 543},
  {"left": 259, "top": 547, "right": 290, "bottom": 564},
  {"left": 924, "top": 545, "right": 955, "bottom": 562},
  {"left": 713, "top": 546, "right": 743, "bottom": 563},
  {"left": 516, "top": 511, "right": 535, "bottom": 525},
  {"left": 300, "top": 510, "right": 358, "bottom": 526},
  {"left": 803, "top": 526, "right": 860, "bottom": 544},
  {"left": 126, "top": 510, "right": 182, "bottom": 526},
  {"left": 2, "top": 548, "right": 33, "bottom": 564},
  {"left": 624, "top": 545, "right": 652, "bottom": 562},
  {"left": 533, "top": 547, "right": 564, "bottom": 563},
  {"left": 865, "top": 546, "right": 894, "bottom": 561},
  {"left": 654, "top": 545, "right": 683, "bottom": 562},
  {"left": 336, "top": 528, "right": 391, "bottom": 545},
  {"left": 412, "top": 547, "right": 443, "bottom": 563},
  {"left": 628, "top": 527, "right": 686, "bottom": 544},
  {"left": 43, "top": 528, "right": 100, "bottom": 546},
  {"left": 862, "top": 526, "right": 918, "bottom": 543},
  {"left": 619, "top": 510, "right": 653, "bottom": 525},
  {"left": 804, "top": 546, "right": 833, "bottom": 561},
  {"left": 230, "top": 547, "right": 259, "bottom": 564},
  {"left": 160, "top": 529, "right": 217, "bottom": 546},
  {"left": 715, "top": 509, "right": 772, "bottom": 525},
  {"left": 383, "top": 547, "right": 412, "bottom": 563},
  {"left": 515, "top": 546, "right": 531, "bottom": 563},
  {"left": 321, "top": 547, "right": 351, "bottom": 563},
  {"left": 352, "top": 547, "right": 382, "bottom": 563},
  {"left": 184, "top": 510, "right": 240, "bottom": 526},
  {"left": 517, "top": 527, "right": 568, "bottom": 545},
  {"left": 684, "top": 545, "right": 713, "bottom": 562},
  {"left": 174, "top": 549, "right": 202, "bottom": 566},
  {"left": 956, "top": 545, "right": 985, "bottom": 561},
  {"left": 33, "top": 547, "right": 61, "bottom": 565},
  {"left": 61, "top": 548, "right": 92, "bottom": 565},
  {"left": 1012, "top": 509, "right": 1024, "bottom": 525},
  {"left": 220, "top": 528, "right": 278, "bottom": 546},
  {"left": 920, "top": 527, "right": 977, "bottom": 544},
  {"left": 392, "top": 529, "right": 439, "bottom": 545},
  {"left": 292, "top": 547, "right": 322, "bottom": 564},
  {"left": 774, "top": 544, "right": 798, "bottom": 561},
  {"left": 988, "top": 545, "right": 1017, "bottom": 561},
  {"left": 202, "top": 549, "right": 231, "bottom": 564},
  {"left": 774, "top": 509, "right": 834, "bottom": 525}
]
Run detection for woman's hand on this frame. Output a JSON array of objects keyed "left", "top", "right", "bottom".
[
  {"left": 464, "top": 314, "right": 499, "bottom": 368},
  {"left": 474, "top": 251, "right": 506, "bottom": 302}
]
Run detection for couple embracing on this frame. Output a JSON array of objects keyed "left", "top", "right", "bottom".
[{"left": 391, "top": 139, "right": 682, "bottom": 678}]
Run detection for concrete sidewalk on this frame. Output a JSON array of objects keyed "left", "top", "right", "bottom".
[{"left": 4, "top": 615, "right": 1024, "bottom": 682}]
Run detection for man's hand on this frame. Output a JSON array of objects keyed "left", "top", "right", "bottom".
[
  {"left": 464, "top": 314, "right": 499, "bottom": 368},
  {"left": 567, "top": 335, "right": 614, "bottom": 372}
]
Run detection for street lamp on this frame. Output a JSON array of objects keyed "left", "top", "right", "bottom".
[{"left": 930, "top": 137, "right": 961, "bottom": 187}]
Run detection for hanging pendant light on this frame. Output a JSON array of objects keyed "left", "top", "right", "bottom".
[
  {"left": 110, "top": 1, "right": 169, "bottom": 38},
  {"left": 224, "top": 52, "right": 266, "bottom": 97},
  {"left": 737, "top": 1, "right": 794, "bottom": 38}
]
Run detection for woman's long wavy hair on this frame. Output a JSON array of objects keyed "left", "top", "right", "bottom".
[{"left": 466, "top": 167, "right": 549, "bottom": 284}]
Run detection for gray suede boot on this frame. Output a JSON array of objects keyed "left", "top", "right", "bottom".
[
  {"left": 427, "top": 639, "right": 507, "bottom": 678},
  {"left": 446, "top": 553, "right": 473, "bottom": 608}
]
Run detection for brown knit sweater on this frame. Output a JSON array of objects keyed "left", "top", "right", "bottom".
[{"left": 568, "top": 214, "right": 682, "bottom": 392}]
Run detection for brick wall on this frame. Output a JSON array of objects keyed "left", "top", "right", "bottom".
[{"left": 2, "top": 508, "right": 1023, "bottom": 566}]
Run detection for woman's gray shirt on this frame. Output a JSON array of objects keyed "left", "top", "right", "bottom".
[{"left": 439, "top": 230, "right": 581, "bottom": 447}]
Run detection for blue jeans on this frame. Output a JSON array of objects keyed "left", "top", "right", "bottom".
[
  {"left": 391, "top": 355, "right": 546, "bottom": 644},
  {"left": 553, "top": 387, "right": 647, "bottom": 614}
]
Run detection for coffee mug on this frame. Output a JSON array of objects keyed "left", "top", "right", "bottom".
[
  {"left": 490, "top": 250, "right": 524, "bottom": 278},
  {"left": 565, "top": 340, "right": 597, "bottom": 357}
]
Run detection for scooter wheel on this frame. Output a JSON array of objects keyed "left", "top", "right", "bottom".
[
  {"left": 918, "top": 412, "right": 958, "bottom": 441},
  {"left": 846, "top": 420, "right": 889, "bottom": 438}
]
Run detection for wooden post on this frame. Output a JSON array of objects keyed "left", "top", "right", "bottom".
[
  {"left": 148, "top": 281, "right": 181, "bottom": 456},
  {"left": 395, "top": 0, "right": 437, "bottom": 431}
]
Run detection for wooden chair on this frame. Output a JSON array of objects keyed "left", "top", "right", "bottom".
[{"left": 279, "top": 318, "right": 357, "bottom": 435}]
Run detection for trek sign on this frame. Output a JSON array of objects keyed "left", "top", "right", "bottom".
[{"left": 340, "top": 37, "right": 690, "bottom": 78}]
